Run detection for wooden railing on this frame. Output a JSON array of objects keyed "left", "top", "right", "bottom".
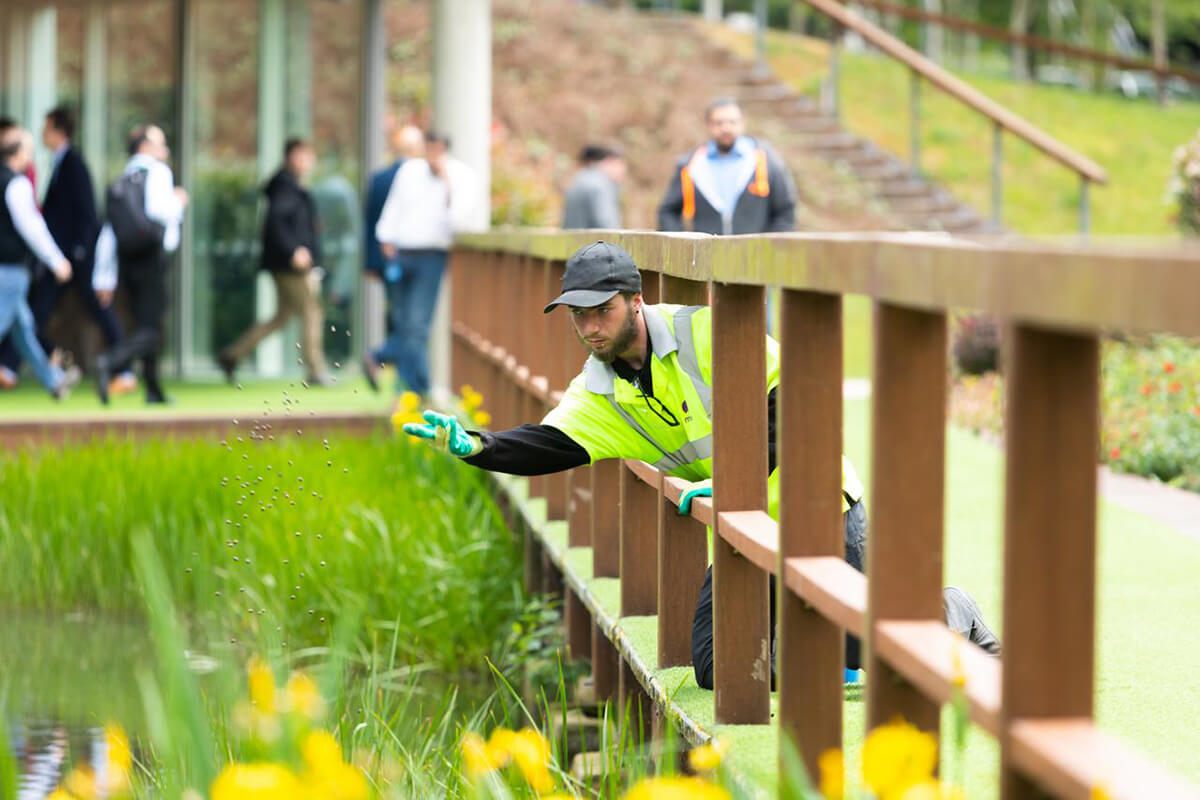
[
  {"left": 450, "top": 229, "right": 1200, "bottom": 799},
  {"left": 800, "top": 0, "right": 1108, "bottom": 232},
  {"left": 847, "top": 0, "right": 1193, "bottom": 87}
]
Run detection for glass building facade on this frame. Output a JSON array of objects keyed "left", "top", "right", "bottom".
[{"left": 0, "top": 0, "right": 386, "bottom": 378}]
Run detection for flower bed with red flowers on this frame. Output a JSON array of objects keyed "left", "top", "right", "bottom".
[
  {"left": 950, "top": 336, "right": 1200, "bottom": 493},
  {"left": 1102, "top": 336, "right": 1200, "bottom": 491}
]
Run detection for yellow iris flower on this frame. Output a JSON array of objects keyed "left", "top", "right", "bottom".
[{"left": 861, "top": 719, "right": 938, "bottom": 800}]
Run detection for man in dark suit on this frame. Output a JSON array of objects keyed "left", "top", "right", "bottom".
[{"left": 0, "top": 107, "right": 134, "bottom": 393}]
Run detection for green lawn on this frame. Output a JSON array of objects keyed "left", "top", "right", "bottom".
[
  {"left": 707, "top": 25, "right": 1199, "bottom": 236},
  {"left": 842, "top": 397, "right": 1200, "bottom": 793},
  {"left": 0, "top": 372, "right": 392, "bottom": 420}
]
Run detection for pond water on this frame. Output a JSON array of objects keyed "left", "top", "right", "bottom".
[{"left": 3, "top": 614, "right": 153, "bottom": 798}]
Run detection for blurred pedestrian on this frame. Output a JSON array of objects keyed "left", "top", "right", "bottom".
[
  {"left": 218, "top": 138, "right": 330, "bottom": 386},
  {"left": 0, "top": 126, "right": 80, "bottom": 399},
  {"left": 93, "top": 123, "right": 188, "bottom": 404},
  {"left": 365, "top": 124, "right": 424, "bottom": 282},
  {"left": 562, "top": 144, "right": 625, "bottom": 230},
  {"left": 365, "top": 131, "right": 480, "bottom": 401},
  {"left": 0, "top": 107, "right": 135, "bottom": 395},
  {"left": 657, "top": 98, "right": 795, "bottom": 235}
]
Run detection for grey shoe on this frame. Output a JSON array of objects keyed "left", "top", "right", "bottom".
[
  {"left": 52, "top": 365, "right": 82, "bottom": 401},
  {"left": 307, "top": 373, "right": 336, "bottom": 388}
]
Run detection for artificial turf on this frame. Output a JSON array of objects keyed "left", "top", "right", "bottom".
[{"left": 515, "top": 396, "right": 1200, "bottom": 798}]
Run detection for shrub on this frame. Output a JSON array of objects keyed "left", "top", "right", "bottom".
[
  {"left": 951, "top": 314, "right": 1001, "bottom": 375},
  {"left": 1169, "top": 131, "right": 1200, "bottom": 236}
]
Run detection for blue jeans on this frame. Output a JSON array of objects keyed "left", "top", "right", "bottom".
[
  {"left": 0, "top": 265, "right": 62, "bottom": 391},
  {"left": 373, "top": 249, "right": 447, "bottom": 396}
]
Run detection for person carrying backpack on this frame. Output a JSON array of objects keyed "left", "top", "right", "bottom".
[{"left": 92, "top": 124, "right": 187, "bottom": 404}]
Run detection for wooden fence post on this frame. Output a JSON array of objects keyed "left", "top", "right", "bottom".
[
  {"left": 866, "top": 303, "right": 947, "bottom": 736},
  {"left": 1000, "top": 325, "right": 1099, "bottom": 800},
  {"left": 778, "top": 288, "right": 845, "bottom": 777},
  {"left": 620, "top": 465, "right": 660, "bottom": 617},
  {"left": 712, "top": 282, "right": 771, "bottom": 724}
]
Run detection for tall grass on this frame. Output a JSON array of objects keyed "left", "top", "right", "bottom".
[{"left": 0, "top": 434, "right": 523, "bottom": 678}]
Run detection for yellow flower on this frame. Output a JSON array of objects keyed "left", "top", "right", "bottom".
[
  {"left": 247, "top": 657, "right": 276, "bottom": 714},
  {"left": 63, "top": 767, "right": 97, "bottom": 799},
  {"left": 399, "top": 391, "right": 421, "bottom": 413},
  {"left": 1091, "top": 785, "right": 1113, "bottom": 800},
  {"left": 105, "top": 724, "right": 132, "bottom": 772},
  {"left": 211, "top": 762, "right": 303, "bottom": 800},
  {"left": 46, "top": 791, "right": 75, "bottom": 800},
  {"left": 285, "top": 671, "right": 325, "bottom": 720},
  {"left": 461, "top": 731, "right": 507, "bottom": 778},
  {"left": 950, "top": 644, "right": 966, "bottom": 691},
  {"left": 861, "top": 719, "right": 938, "bottom": 799},
  {"left": 622, "top": 775, "right": 731, "bottom": 800},
  {"left": 303, "top": 730, "right": 345, "bottom": 775},
  {"left": 818, "top": 748, "right": 844, "bottom": 800},
  {"left": 687, "top": 737, "right": 729, "bottom": 773},
  {"left": 301, "top": 731, "right": 369, "bottom": 800},
  {"left": 391, "top": 409, "right": 425, "bottom": 434},
  {"left": 471, "top": 410, "right": 492, "bottom": 428},
  {"left": 898, "top": 780, "right": 967, "bottom": 800},
  {"left": 500, "top": 727, "right": 554, "bottom": 794}
]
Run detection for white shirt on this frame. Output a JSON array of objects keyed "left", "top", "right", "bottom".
[
  {"left": 2, "top": 173, "right": 65, "bottom": 268},
  {"left": 375, "top": 157, "right": 482, "bottom": 251},
  {"left": 93, "top": 154, "right": 185, "bottom": 291}
]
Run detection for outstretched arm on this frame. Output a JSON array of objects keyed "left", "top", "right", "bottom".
[{"left": 404, "top": 413, "right": 589, "bottom": 476}]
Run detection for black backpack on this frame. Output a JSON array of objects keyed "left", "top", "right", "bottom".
[{"left": 106, "top": 168, "right": 165, "bottom": 258}]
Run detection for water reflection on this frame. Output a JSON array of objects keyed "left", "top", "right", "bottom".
[
  {"left": 2, "top": 614, "right": 151, "bottom": 797},
  {"left": 11, "top": 723, "right": 116, "bottom": 800}
]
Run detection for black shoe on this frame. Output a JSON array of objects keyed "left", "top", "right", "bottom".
[
  {"left": 146, "top": 389, "right": 171, "bottom": 405},
  {"left": 362, "top": 353, "right": 380, "bottom": 393},
  {"left": 95, "top": 355, "right": 111, "bottom": 405},
  {"left": 217, "top": 352, "right": 237, "bottom": 384}
]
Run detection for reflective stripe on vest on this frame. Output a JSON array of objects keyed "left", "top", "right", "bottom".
[
  {"left": 679, "top": 146, "right": 771, "bottom": 225},
  {"left": 597, "top": 305, "right": 711, "bottom": 473},
  {"left": 671, "top": 306, "right": 712, "bottom": 417}
]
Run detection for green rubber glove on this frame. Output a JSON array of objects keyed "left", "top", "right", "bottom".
[
  {"left": 677, "top": 484, "right": 713, "bottom": 515},
  {"left": 402, "top": 410, "right": 483, "bottom": 458}
]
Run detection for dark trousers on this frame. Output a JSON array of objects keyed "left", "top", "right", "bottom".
[
  {"left": 689, "top": 500, "right": 1000, "bottom": 690},
  {"left": 371, "top": 249, "right": 448, "bottom": 396},
  {"left": 100, "top": 252, "right": 167, "bottom": 399},
  {"left": 0, "top": 257, "right": 128, "bottom": 373},
  {"left": 691, "top": 500, "right": 868, "bottom": 690}
]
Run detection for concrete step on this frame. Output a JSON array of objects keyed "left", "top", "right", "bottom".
[
  {"left": 927, "top": 208, "right": 992, "bottom": 233},
  {"left": 570, "top": 751, "right": 613, "bottom": 791},
  {"left": 850, "top": 159, "right": 912, "bottom": 182},
  {"left": 549, "top": 708, "right": 612, "bottom": 760},
  {"left": 872, "top": 177, "right": 934, "bottom": 198},
  {"left": 737, "top": 83, "right": 799, "bottom": 103},
  {"left": 885, "top": 191, "right": 960, "bottom": 216},
  {"left": 799, "top": 131, "right": 862, "bottom": 152},
  {"left": 782, "top": 115, "right": 842, "bottom": 135}
]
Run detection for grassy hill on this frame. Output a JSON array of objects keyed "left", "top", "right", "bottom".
[{"left": 706, "top": 25, "right": 1200, "bottom": 236}]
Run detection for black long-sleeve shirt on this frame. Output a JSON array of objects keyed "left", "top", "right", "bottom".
[{"left": 464, "top": 376, "right": 779, "bottom": 477}]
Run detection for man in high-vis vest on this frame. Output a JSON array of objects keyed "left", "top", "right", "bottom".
[
  {"left": 405, "top": 241, "right": 999, "bottom": 690},
  {"left": 657, "top": 99, "right": 796, "bottom": 236}
]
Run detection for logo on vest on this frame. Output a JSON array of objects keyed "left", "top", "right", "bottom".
[{"left": 682, "top": 400, "right": 693, "bottom": 423}]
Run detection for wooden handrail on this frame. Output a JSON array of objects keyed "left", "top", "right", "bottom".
[
  {"left": 849, "top": 0, "right": 1196, "bottom": 86},
  {"left": 458, "top": 230, "right": 1200, "bottom": 339},
  {"left": 798, "top": 0, "right": 1108, "bottom": 185}
]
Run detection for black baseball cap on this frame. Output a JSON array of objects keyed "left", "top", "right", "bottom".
[{"left": 543, "top": 241, "right": 643, "bottom": 314}]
